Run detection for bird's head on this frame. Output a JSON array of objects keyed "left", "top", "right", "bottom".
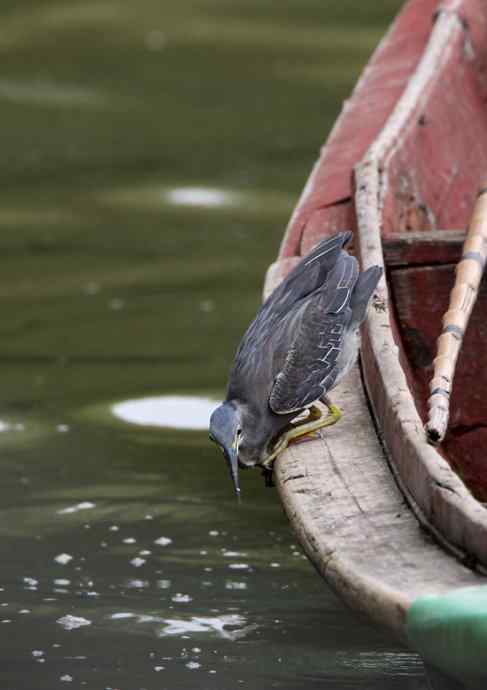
[{"left": 209, "top": 401, "right": 243, "bottom": 500}]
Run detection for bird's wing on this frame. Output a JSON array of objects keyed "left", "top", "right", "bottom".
[
  {"left": 233, "top": 233, "right": 352, "bottom": 365},
  {"left": 261, "top": 231, "right": 353, "bottom": 318},
  {"left": 349, "top": 265, "right": 382, "bottom": 328},
  {"left": 269, "top": 252, "right": 358, "bottom": 414}
]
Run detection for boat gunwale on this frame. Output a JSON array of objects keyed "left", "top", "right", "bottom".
[
  {"left": 261, "top": 0, "right": 487, "bottom": 645},
  {"left": 266, "top": 261, "right": 483, "bottom": 641},
  {"left": 355, "top": 5, "right": 487, "bottom": 568}
]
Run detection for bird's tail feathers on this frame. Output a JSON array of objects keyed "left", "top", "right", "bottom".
[
  {"left": 303, "top": 231, "right": 352, "bottom": 269},
  {"left": 319, "top": 250, "right": 359, "bottom": 314},
  {"left": 260, "top": 232, "right": 353, "bottom": 317},
  {"left": 349, "top": 265, "right": 383, "bottom": 327}
]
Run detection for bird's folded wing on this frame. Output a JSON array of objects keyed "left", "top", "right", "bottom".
[
  {"left": 268, "top": 306, "right": 350, "bottom": 414},
  {"left": 234, "top": 233, "right": 352, "bottom": 364},
  {"left": 268, "top": 251, "right": 358, "bottom": 414}
]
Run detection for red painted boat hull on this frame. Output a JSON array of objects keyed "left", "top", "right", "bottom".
[{"left": 276, "top": 0, "right": 487, "bottom": 565}]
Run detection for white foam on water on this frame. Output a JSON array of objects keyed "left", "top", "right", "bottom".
[
  {"left": 57, "top": 615, "right": 91, "bottom": 631},
  {"left": 228, "top": 563, "right": 250, "bottom": 570},
  {"left": 110, "top": 612, "right": 135, "bottom": 620},
  {"left": 225, "top": 581, "right": 248, "bottom": 590},
  {"left": 126, "top": 579, "right": 149, "bottom": 589},
  {"left": 130, "top": 557, "right": 146, "bottom": 568},
  {"left": 159, "top": 614, "right": 256, "bottom": 641},
  {"left": 112, "top": 395, "right": 219, "bottom": 430}
]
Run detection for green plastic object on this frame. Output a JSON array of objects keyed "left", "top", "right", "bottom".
[{"left": 407, "top": 586, "right": 487, "bottom": 689}]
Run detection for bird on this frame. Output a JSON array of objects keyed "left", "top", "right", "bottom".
[{"left": 209, "top": 232, "right": 382, "bottom": 498}]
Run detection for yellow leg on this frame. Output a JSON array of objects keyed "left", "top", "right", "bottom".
[{"left": 261, "top": 402, "right": 342, "bottom": 469}]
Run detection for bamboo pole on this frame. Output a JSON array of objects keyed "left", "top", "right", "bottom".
[{"left": 425, "top": 184, "right": 487, "bottom": 445}]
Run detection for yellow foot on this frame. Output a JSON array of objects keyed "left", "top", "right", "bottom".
[
  {"left": 261, "top": 402, "right": 342, "bottom": 469},
  {"left": 290, "top": 431, "right": 321, "bottom": 445}
]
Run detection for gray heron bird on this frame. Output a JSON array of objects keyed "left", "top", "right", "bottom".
[{"left": 209, "top": 232, "right": 382, "bottom": 498}]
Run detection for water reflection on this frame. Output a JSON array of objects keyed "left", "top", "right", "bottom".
[
  {"left": 99, "top": 181, "right": 294, "bottom": 217},
  {"left": 0, "top": 416, "right": 427, "bottom": 688},
  {"left": 0, "top": 417, "right": 46, "bottom": 449},
  {"left": 0, "top": 0, "right": 425, "bottom": 686},
  {"left": 0, "top": 79, "right": 106, "bottom": 108},
  {"left": 112, "top": 395, "right": 219, "bottom": 430},
  {"left": 163, "top": 186, "right": 241, "bottom": 208},
  {"left": 57, "top": 502, "right": 96, "bottom": 515}
]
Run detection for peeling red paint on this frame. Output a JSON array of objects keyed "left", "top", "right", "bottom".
[
  {"left": 279, "top": 0, "right": 487, "bottom": 501},
  {"left": 280, "top": 0, "right": 440, "bottom": 258}
]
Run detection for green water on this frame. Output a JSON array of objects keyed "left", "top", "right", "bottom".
[{"left": 0, "top": 1, "right": 431, "bottom": 688}]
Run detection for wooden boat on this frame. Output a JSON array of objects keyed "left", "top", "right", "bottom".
[{"left": 264, "top": 0, "right": 487, "bottom": 686}]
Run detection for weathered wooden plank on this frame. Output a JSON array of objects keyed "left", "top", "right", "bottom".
[
  {"left": 261, "top": 3, "right": 487, "bottom": 686},
  {"left": 378, "top": 1, "right": 487, "bottom": 237},
  {"left": 276, "top": 367, "right": 483, "bottom": 637},
  {"left": 390, "top": 264, "right": 487, "bottom": 500},
  {"left": 264, "top": 261, "right": 484, "bottom": 640},
  {"left": 383, "top": 230, "right": 465, "bottom": 267},
  {"left": 355, "top": 2, "right": 487, "bottom": 568}
]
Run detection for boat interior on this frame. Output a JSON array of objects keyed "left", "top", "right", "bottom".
[{"left": 379, "top": 9, "right": 487, "bottom": 501}]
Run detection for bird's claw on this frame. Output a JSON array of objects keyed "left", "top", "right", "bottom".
[{"left": 260, "top": 402, "right": 342, "bottom": 473}]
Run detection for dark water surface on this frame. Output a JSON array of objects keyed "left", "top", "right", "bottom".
[{"left": 0, "top": 1, "right": 430, "bottom": 688}]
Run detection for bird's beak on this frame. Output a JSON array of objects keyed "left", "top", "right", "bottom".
[
  {"left": 209, "top": 402, "right": 242, "bottom": 501},
  {"left": 225, "top": 443, "right": 241, "bottom": 502}
]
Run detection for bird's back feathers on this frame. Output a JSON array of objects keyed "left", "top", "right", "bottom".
[
  {"left": 227, "top": 232, "right": 381, "bottom": 416},
  {"left": 231, "top": 232, "right": 351, "bottom": 372},
  {"left": 349, "top": 265, "right": 382, "bottom": 328},
  {"left": 268, "top": 250, "right": 358, "bottom": 414}
]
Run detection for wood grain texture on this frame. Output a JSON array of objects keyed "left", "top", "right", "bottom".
[
  {"left": 355, "top": 3, "right": 487, "bottom": 567},
  {"left": 264, "top": 262, "right": 483, "bottom": 638},
  {"left": 383, "top": 230, "right": 465, "bottom": 267},
  {"left": 274, "top": 366, "right": 482, "bottom": 637},
  {"left": 264, "top": 0, "right": 487, "bottom": 641}
]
